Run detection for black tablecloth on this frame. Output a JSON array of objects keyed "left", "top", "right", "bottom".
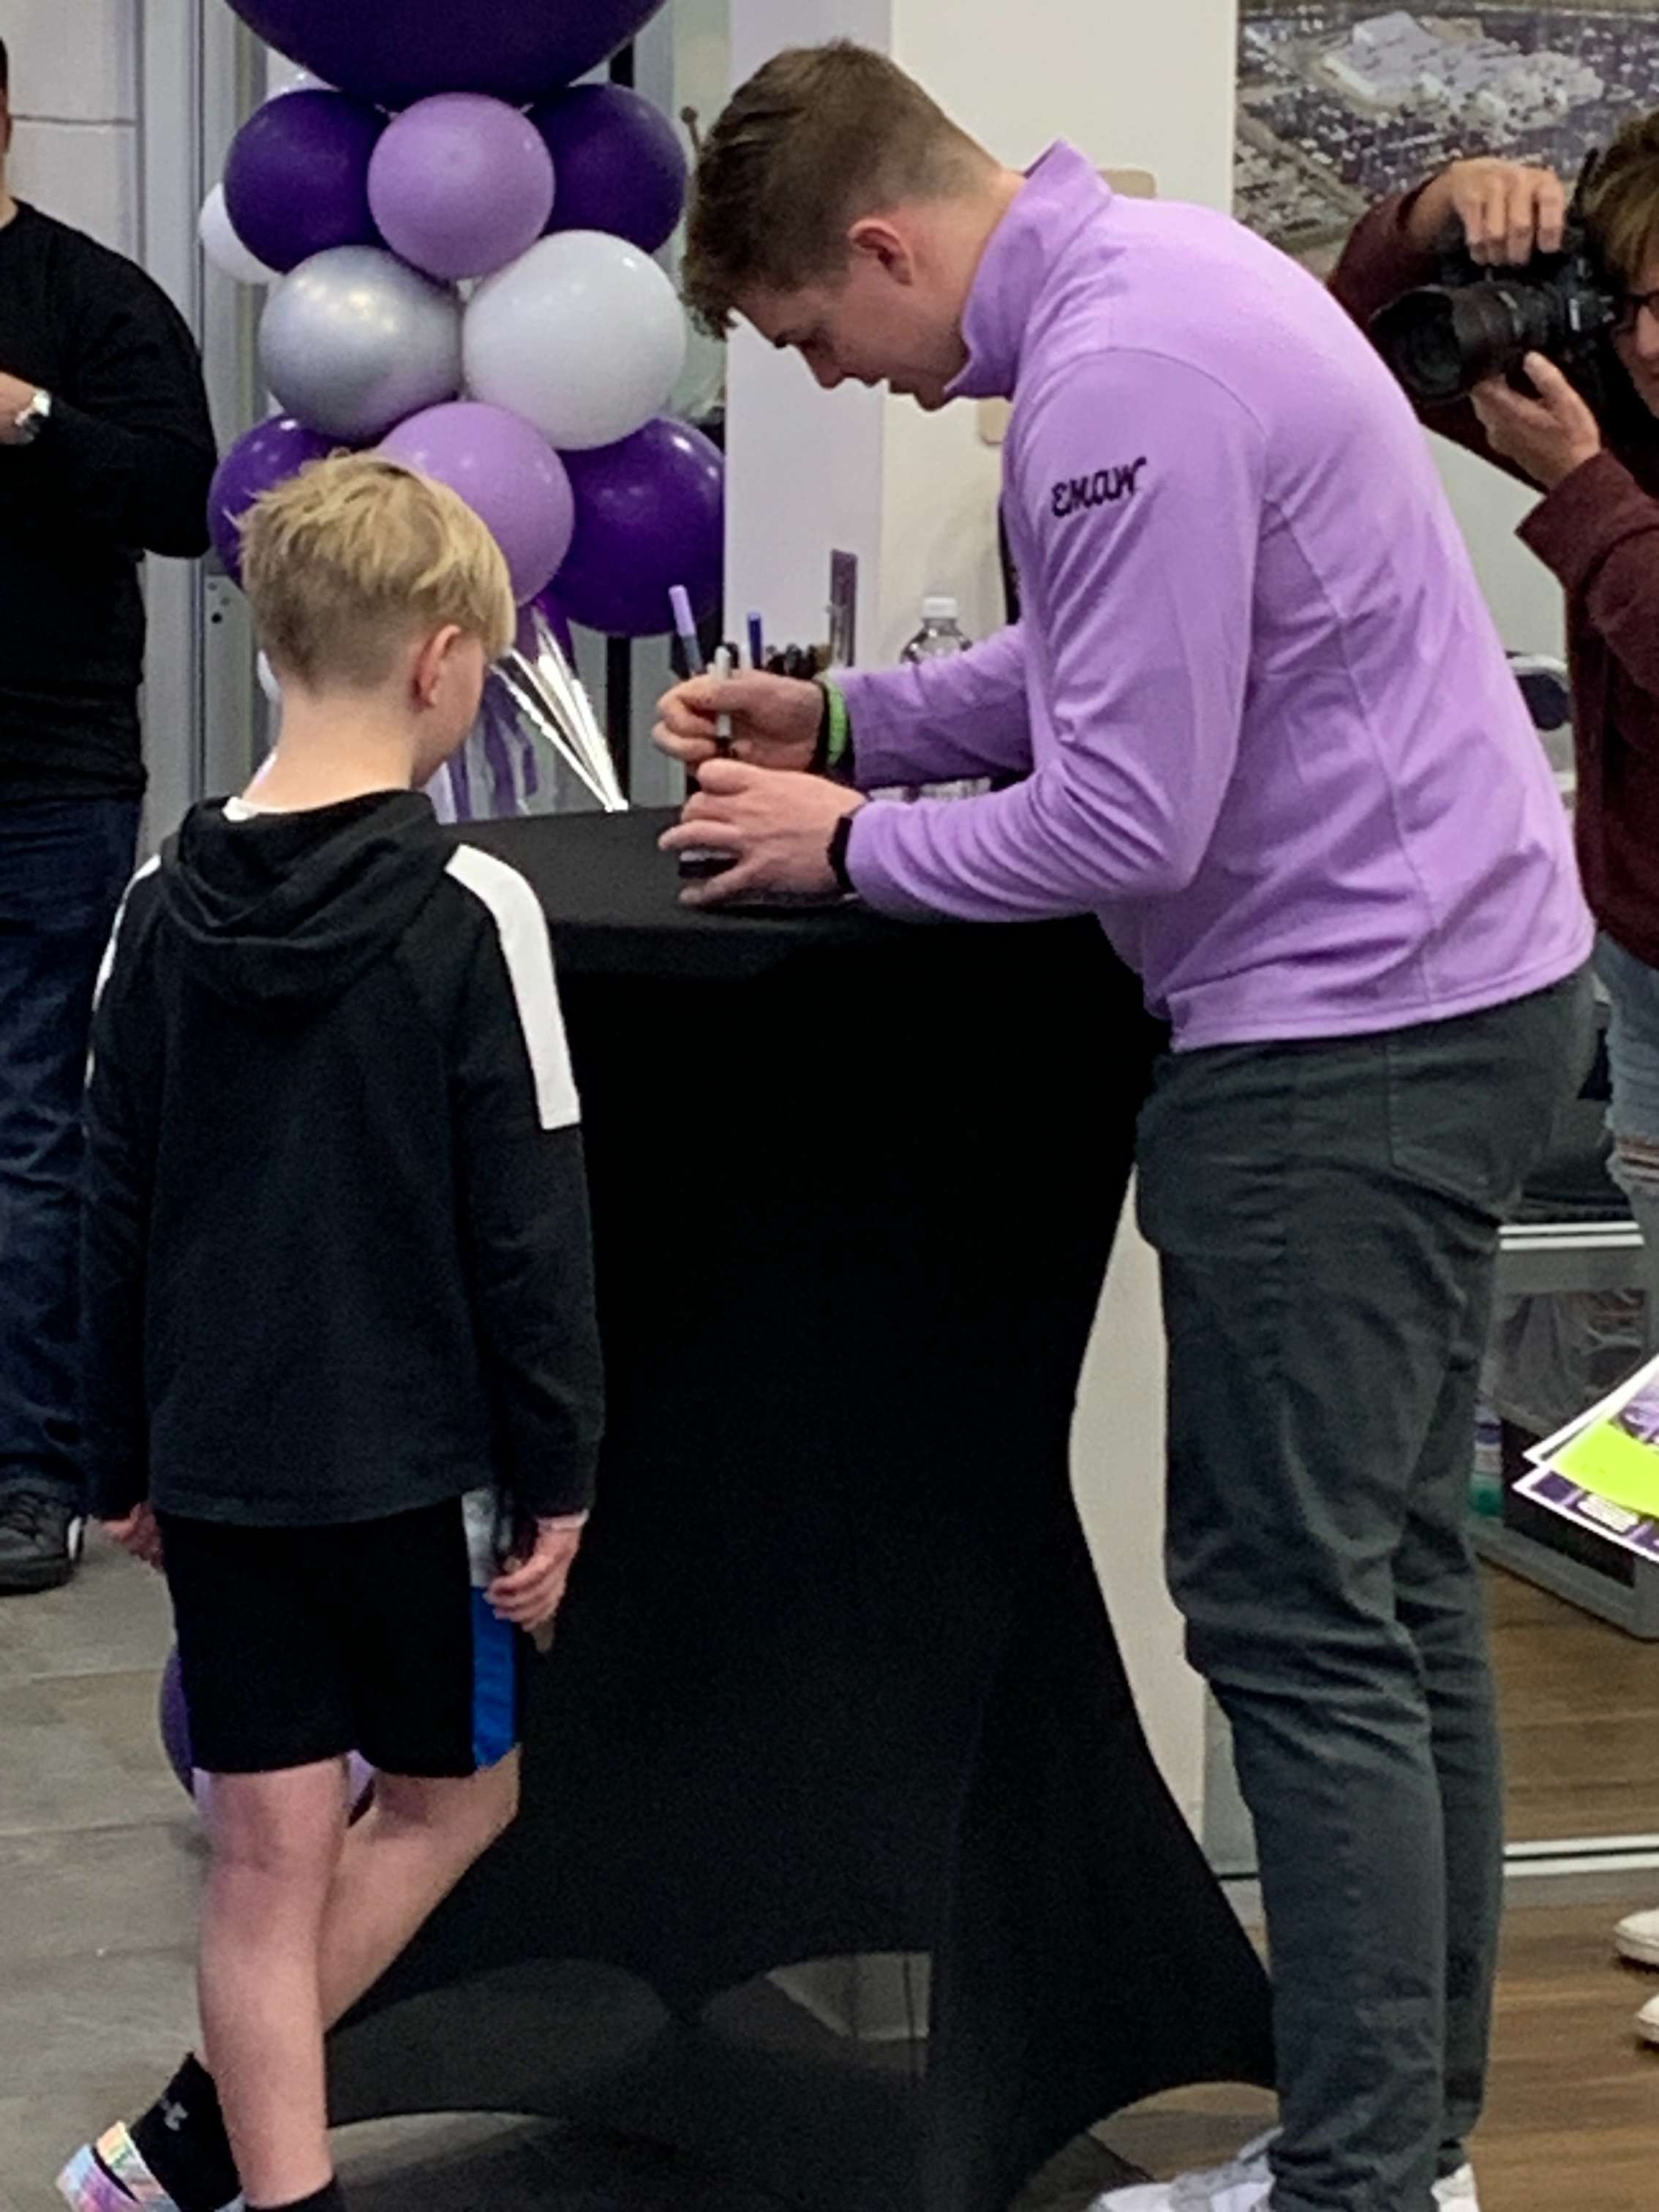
[{"left": 328, "top": 810, "right": 1273, "bottom": 2211}]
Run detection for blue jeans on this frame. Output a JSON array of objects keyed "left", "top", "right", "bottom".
[{"left": 0, "top": 799, "right": 140, "bottom": 1507}]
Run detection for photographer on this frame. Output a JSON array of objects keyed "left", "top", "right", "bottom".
[{"left": 1334, "top": 114, "right": 1659, "bottom": 2048}]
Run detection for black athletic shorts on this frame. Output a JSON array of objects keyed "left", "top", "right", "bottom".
[{"left": 159, "top": 1494, "right": 521, "bottom": 1779}]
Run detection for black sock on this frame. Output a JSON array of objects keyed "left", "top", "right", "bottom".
[
  {"left": 248, "top": 2183, "right": 346, "bottom": 2212},
  {"left": 128, "top": 2053, "right": 241, "bottom": 2212}
]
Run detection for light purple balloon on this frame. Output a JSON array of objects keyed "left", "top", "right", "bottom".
[
  {"left": 369, "top": 95, "right": 555, "bottom": 282},
  {"left": 530, "top": 85, "right": 687, "bottom": 257},
  {"left": 380, "top": 402, "right": 574, "bottom": 605}
]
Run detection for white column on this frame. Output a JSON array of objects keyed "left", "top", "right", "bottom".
[{"left": 725, "top": 1, "right": 1239, "bottom": 1834}]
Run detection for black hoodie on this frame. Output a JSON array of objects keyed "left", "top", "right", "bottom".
[{"left": 80, "top": 791, "right": 603, "bottom": 1528}]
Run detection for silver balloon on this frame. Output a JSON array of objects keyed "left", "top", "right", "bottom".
[{"left": 259, "top": 247, "right": 463, "bottom": 443}]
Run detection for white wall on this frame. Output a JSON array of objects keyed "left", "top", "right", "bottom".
[{"left": 5, "top": 0, "right": 138, "bottom": 255}]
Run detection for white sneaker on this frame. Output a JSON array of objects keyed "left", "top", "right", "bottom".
[
  {"left": 1091, "top": 2134, "right": 1276, "bottom": 2211},
  {"left": 1638, "top": 1990, "right": 1659, "bottom": 2045},
  {"left": 1614, "top": 1904, "right": 1659, "bottom": 1967},
  {"left": 1091, "top": 2137, "right": 1479, "bottom": 2212},
  {"left": 1434, "top": 2165, "right": 1481, "bottom": 2208}
]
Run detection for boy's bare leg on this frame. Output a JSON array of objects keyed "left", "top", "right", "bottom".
[
  {"left": 317, "top": 1755, "right": 521, "bottom": 2028},
  {"left": 198, "top": 1762, "right": 347, "bottom": 2209}
]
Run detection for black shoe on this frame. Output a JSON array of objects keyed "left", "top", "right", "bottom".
[{"left": 0, "top": 1489, "right": 85, "bottom": 1594}]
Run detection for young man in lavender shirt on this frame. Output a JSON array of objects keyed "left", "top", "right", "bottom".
[{"left": 654, "top": 43, "right": 1593, "bottom": 2212}]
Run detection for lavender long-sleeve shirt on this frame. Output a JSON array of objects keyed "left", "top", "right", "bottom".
[{"left": 838, "top": 144, "right": 1591, "bottom": 1050}]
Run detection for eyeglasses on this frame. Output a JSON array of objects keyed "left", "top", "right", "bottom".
[{"left": 1614, "top": 288, "right": 1659, "bottom": 334}]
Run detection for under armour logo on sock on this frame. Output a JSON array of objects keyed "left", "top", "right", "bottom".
[{"left": 161, "top": 2099, "right": 188, "bottom": 2133}]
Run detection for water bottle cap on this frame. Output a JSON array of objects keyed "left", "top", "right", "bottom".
[{"left": 922, "top": 595, "right": 959, "bottom": 623}]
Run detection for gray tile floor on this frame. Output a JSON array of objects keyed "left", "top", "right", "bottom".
[{"left": 1, "top": 1533, "right": 1148, "bottom": 2212}]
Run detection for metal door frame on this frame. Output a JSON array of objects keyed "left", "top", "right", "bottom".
[{"left": 137, "top": 0, "right": 262, "bottom": 845}]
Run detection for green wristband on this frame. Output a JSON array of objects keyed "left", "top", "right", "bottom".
[{"left": 818, "top": 678, "right": 852, "bottom": 776}]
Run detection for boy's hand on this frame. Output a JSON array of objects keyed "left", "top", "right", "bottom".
[
  {"left": 102, "top": 1505, "right": 164, "bottom": 1572},
  {"left": 489, "top": 1512, "right": 588, "bottom": 1639}
]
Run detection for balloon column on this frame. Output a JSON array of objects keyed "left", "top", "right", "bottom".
[{"left": 203, "top": 1, "right": 724, "bottom": 813}]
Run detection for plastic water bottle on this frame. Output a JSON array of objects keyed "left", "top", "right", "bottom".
[
  {"left": 1471, "top": 1403, "right": 1505, "bottom": 1519},
  {"left": 901, "top": 595, "right": 972, "bottom": 665},
  {"left": 898, "top": 597, "right": 985, "bottom": 801}
]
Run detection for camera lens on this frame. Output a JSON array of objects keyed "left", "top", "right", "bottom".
[{"left": 1372, "top": 285, "right": 1533, "bottom": 405}]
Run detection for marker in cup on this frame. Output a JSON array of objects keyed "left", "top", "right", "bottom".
[{"left": 669, "top": 585, "right": 704, "bottom": 678}]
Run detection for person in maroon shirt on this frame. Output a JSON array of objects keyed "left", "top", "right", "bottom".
[{"left": 1333, "top": 113, "right": 1659, "bottom": 2058}]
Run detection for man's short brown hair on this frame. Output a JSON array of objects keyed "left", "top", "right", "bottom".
[
  {"left": 682, "top": 42, "right": 990, "bottom": 335},
  {"left": 242, "top": 454, "right": 515, "bottom": 693},
  {"left": 1587, "top": 110, "right": 1659, "bottom": 285}
]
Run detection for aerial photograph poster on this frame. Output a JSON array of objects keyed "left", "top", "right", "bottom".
[{"left": 1236, "top": 6, "right": 1659, "bottom": 269}]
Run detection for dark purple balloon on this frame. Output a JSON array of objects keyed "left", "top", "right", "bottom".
[
  {"left": 225, "top": 0, "right": 670, "bottom": 110},
  {"left": 223, "top": 90, "right": 385, "bottom": 276},
  {"left": 208, "top": 415, "right": 337, "bottom": 584},
  {"left": 160, "top": 1644, "right": 375, "bottom": 1815},
  {"left": 519, "top": 584, "right": 576, "bottom": 662},
  {"left": 530, "top": 85, "right": 688, "bottom": 256},
  {"left": 159, "top": 1648, "right": 194, "bottom": 1794},
  {"left": 554, "top": 417, "right": 723, "bottom": 641}
]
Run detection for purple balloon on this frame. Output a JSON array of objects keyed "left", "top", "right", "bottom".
[
  {"left": 222, "top": 90, "right": 384, "bottom": 276},
  {"left": 159, "top": 1647, "right": 194, "bottom": 1794},
  {"left": 519, "top": 584, "right": 576, "bottom": 662},
  {"left": 369, "top": 95, "right": 554, "bottom": 282},
  {"left": 530, "top": 86, "right": 688, "bottom": 257},
  {"left": 554, "top": 417, "right": 723, "bottom": 640},
  {"left": 381, "top": 402, "right": 574, "bottom": 605},
  {"left": 225, "top": 1, "right": 670, "bottom": 110},
  {"left": 208, "top": 413, "right": 336, "bottom": 584},
  {"left": 159, "top": 1648, "right": 375, "bottom": 1818}
]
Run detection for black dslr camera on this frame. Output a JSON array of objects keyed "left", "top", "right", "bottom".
[{"left": 1371, "top": 154, "right": 1620, "bottom": 407}]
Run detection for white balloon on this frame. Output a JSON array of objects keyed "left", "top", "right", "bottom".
[
  {"left": 464, "top": 232, "right": 688, "bottom": 454},
  {"left": 268, "top": 61, "right": 331, "bottom": 97},
  {"left": 198, "top": 184, "right": 276, "bottom": 287}
]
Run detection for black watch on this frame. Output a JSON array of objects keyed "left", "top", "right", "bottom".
[{"left": 828, "top": 811, "right": 858, "bottom": 894}]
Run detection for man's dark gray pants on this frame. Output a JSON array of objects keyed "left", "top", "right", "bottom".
[{"left": 1137, "top": 970, "right": 1593, "bottom": 2212}]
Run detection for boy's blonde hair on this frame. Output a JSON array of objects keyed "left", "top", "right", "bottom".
[
  {"left": 1587, "top": 110, "right": 1659, "bottom": 286},
  {"left": 241, "top": 454, "right": 516, "bottom": 691}
]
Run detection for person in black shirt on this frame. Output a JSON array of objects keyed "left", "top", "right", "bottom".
[
  {"left": 61, "top": 454, "right": 602, "bottom": 2212},
  {"left": 0, "top": 35, "right": 217, "bottom": 1592}
]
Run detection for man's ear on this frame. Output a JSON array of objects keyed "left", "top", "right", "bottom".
[{"left": 847, "top": 215, "right": 917, "bottom": 287}]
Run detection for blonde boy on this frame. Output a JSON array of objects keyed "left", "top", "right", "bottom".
[{"left": 60, "top": 457, "right": 603, "bottom": 2212}]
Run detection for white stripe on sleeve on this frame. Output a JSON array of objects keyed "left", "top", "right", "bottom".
[
  {"left": 92, "top": 855, "right": 162, "bottom": 1017},
  {"left": 445, "top": 846, "right": 580, "bottom": 1132}
]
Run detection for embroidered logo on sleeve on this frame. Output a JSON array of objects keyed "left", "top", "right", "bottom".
[{"left": 1051, "top": 457, "right": 1148, "bottom": 521}]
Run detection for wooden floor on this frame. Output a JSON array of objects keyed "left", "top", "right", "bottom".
[
  {"left": 1092, "top": 1892, "right": 1658, "bottom": 2212},
  {"left": 1489, "top": 1565, "right": 1659, "bottom": 1840}
]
